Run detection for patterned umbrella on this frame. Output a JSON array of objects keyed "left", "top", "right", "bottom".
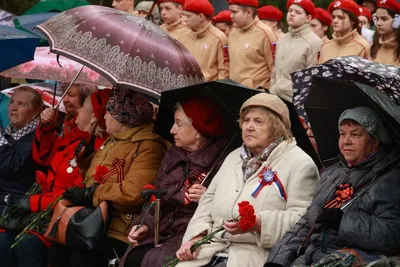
[
  {"left": 36, "top": 6, "right": 204, "bottom": 98},
  {"left": 292, "top": 56, "right": 400, "bottom": 126},
  {"left": 1, "top": 47, "right": 112, "bottom": 86}
]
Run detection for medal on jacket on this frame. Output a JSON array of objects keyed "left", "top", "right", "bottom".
[
  {"left": 67, "top": 157, "right": 77, "bottom": 174},
  {"left": 251, "top": 166, "right": 287, "bottom": 200}
]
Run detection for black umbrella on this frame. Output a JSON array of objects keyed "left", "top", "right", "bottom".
[
  {"left": 305, "top": 76, "right": 400, "bottom": 167},
  {"left": 154, "top": 79, "right": 322, "bottom": 169}
]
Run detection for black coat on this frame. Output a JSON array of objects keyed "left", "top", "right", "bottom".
[
  {"left": 0, "top": 131, "right": 39, "bottom": 213},
  {"left": 266, "top": 146, "right": 400, "bottom": 267}
]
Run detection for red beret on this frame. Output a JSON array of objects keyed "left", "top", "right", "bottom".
[
  {"left": 181, "top": 97, "right": 226, "bottom": 138},
  {"left": 286, "top": 0, "right": 316, "bottom": 18},
  {"left": 258, "top": 6, "right": 284, "bottom": 21},
  {"left": 314, "top": 8, "right": 332, "bottom": 26},
  {"left": 212, "top": 10, "right": 232, "bottom": 23},
  {"left": 328, "top": 0, "right": 360, "bottom": 17},
  {"left": 376, "top": 0, "right": 400, "bottom": 13},
  {"left": 158, "top": 0, "right": 185, "bottom": 5},
  {"left": 91, "top": 89, "right": 112, "bottom": 129},
  {"left": 183, "top": 0, "right": 214, "bottom": 17},
  {"left": 358, "top": 6, "right": 372, "bottom": 21},
  {"left": 228, "top": 0, "right": 258, "bottom": 8}
]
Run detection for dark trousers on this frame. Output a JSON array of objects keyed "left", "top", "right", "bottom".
[
  {"left": 48, "top": 236, "right": 128, "bottom": 267},
  {"left": 0, "top": 231, "right": 48, "bottom": 267},
  {"left": 124, "top": 244, "right": 154, "bottom": 267}
]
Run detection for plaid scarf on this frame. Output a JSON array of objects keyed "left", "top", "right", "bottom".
[
  {"left": 0, "top": 118, "right": 39, "bottom": 147},
  {"left": 240, "top": 137, "right": 284, "bottom": 181}
]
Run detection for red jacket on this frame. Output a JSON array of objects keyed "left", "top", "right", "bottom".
[{"left": 31, "top": 117, "right": 104, "bottom": 212}]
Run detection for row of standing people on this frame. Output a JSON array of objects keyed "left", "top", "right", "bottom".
[
  {"left": 1, "top": 84, "right": 400, "bottom": 267},
  {"left": 156, "top": 0, "right": 400, "bottom": 103}
]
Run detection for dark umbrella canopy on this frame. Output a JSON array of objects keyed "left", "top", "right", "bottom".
[
  {"left": 0, "top": 26, "right": 40, "bottom": 72},
  {"left": 305, "top": 76, "right": 400, "bottom": 166},
  {"left": 155, "top": 79, "right": 322, "bottom": 168},
  {"left": 23, "top": 0, "right": 90, "bottom": 15},
  {"left": 36, "top": 6, "right": 204, "bottom": 99},
  {"left": 292, "top": 56, "right": 400, "bottom": 126}
]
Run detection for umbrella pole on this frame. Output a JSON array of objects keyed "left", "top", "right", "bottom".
[
  {"left": 52, "top": 81, "right": 57, "bottom": 108},
  {"left": 55, "top": 66, "right": 84, "bottom": 110},
  {"left": 146, "top": 0, "right": 159, "bottom": 21},
  {"left": 154, "top": 198, "right": 161, "bottom": 247},
  {"left": 200, "top": 132, "right": 237, "bottom": 186}
]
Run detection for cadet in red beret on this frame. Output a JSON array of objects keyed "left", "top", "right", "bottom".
[
  {"left": 158, "top": 0, "right": 189, "bottom": 39},
  {"left": 228, "top": 0, "right": 277, "bottom": 90},
  {"left": 179, "top": 0, "right": 229, "bottom": 81},
  {"left": 319, "top": 0, "right": 370, "bottom": 63},
  {"left": 258, "top": 6, "right": 286, "bottom": 40},
  {"left": 212, "top": 10, "right": 232, "bottom": 37},
  {"left": 112, "top": 0, "right": 136, "bottom": 14},
  {"left": 369, "top": 0, "right": 400, "bottom": 65},
  {"left": 269, "top": 0, "right": 322, "bottom": 102},
  {"left": 311, "top": 8, "right": 332, "bottom": 43},
  {"left": 358, "top": 6, "right": 372, "bottom": 28}
]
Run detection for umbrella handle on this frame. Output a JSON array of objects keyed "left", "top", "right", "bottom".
[{"left": 55, "top": 65, "right": 84, "bottom": 110}]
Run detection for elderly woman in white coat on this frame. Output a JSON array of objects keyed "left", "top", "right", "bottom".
[{"left": 175, "top": 93, "right": 320, "bottom": 267}]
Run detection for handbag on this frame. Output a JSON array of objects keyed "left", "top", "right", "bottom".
[{"left": 44, "top": 199, "right": 110, "bottom": 251}]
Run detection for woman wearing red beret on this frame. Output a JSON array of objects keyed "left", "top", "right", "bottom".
[
  {"left": 122, "top": 97, "right": 230, "bottom": 267},
  {"left": 369, "top": 0, "right": 400, "bottom": 65},
  {"left": 318, "top": 0, "right": 371, "bottom": 63},
  {"left": 258, "top": 6, "right": 286, "bottom": 41},
  {"left": 311, "top": 8, "right": 332, "bottom": 43}
]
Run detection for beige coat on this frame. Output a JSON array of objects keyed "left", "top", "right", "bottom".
[
  {"left": 370, "top": 36, "right": 400, "bottom": 66},
  {"left": 178, "top": 22, "right": 229, "bottom": 81},
  {"left": 161, "top": 18, "right": 189, "bottom": 40},
  {"left": 177, "top": 140, "right": 319, "bottom": 267},
  {"left": 89, "top": 123, "right": 169, "bottom": 243},
  {"left": 228, "top": 17, "right": 277, "bottom": 89},
  {"left": 269, "top": 24, "right": 322, "bottom": 102},
  {"left": 319, "top": 29, "right": 370, "bottom": 64},
  {"left": 322, "top": 35, "right": 330, "bottom": 44}
]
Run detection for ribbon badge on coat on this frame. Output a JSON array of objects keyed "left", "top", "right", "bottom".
[{"left": 251, "top": 166, "right": 287, "bottom": 200}]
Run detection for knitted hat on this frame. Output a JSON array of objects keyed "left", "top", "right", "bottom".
[
  {"left": 228, "top": 0, "right": 258, "bottom": 8},
  {"left": 240, "top": 93, "right": 291, "bottom": 130},
  {"left": 158, "top": 0, "right": 185, "bottom": 5},
  {"left": 258, "top": 6, "right": 284, "bottom": 21},
  {"left": 91, "top": 89, "right": 112, "bottom": 129},
  {"left": 358, "top": 6, "right": 372, "bottom": 21},
  {"left": 376, "top": 0, "right": 400, "bottom": 13},
  {"left": 328, "top": 0, "right": 360, "bottom": 17},
  {"left": 106, "top": 88, "right": 153, "bottom": 128},
  {"left": 314, "top": 7, "right": 333, "bottom": 26},
  {"left": 286, "top": 0, "right": 316, "bottom": 18},
  {"left": 339, "top": 106, "right": 391, "bottom": 144},
  {"left": 183, "top": 0, "right": 214, "bottom": 17},
  {"left": 212, "top": 10, "right": 232, "bottom": 23},
  {"left": 181, "top": 97, "right": 226, "bottom": 138}
]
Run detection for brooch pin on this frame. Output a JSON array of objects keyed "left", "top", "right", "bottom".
[{"left": 251, "top": 166, "right": 287, "bottom": 200}]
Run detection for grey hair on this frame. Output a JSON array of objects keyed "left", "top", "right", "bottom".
[
  {"left": 173, "top": 102, "right": 193, "bottom": 125},
  {"left": 59, "top": 83, "right": 97, "bottom": 105}
]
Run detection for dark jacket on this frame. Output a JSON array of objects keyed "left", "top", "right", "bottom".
[
  {"left": 0, "top": 131, "right": 38, "bottom": 213},
  {"left": 266, "top": 146, "right": 400, "bottom": 267},
  {"left": 120, "top": 137, "right": 229, "bottom": 267}
]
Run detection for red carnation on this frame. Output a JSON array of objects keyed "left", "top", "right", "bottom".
[
  {"left": 237, "top": 201, "right": 257, "bottom": 231},
  {"left": 93, "top": 166, "right": 110, "bottom": 184},
  {"left": 143, "top": 184, "right": 157, "bottom": 202}
]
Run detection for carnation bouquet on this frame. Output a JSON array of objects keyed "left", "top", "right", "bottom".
[{"left": 163, "top": 201, "right": 257, "bottom": 267}]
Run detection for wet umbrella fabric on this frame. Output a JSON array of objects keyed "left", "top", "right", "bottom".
[
  {"left": 23, "top": 0, "right": 90, "bottom": 15},
  {"left": 14, "top": 13, "right": 58, "bottom": 45},
  {"left": 292, "top": 56, "right": 400, "bottom": 126},
  {"left": 154, "top": 79, "right": 322, "bottom": 169},
  {"left": 0, "top": 25, "right": 40, "bottom": 72},
  {"left": 305, "top": 76, "right": 400, "bottom": 166},
  {"left": 36, "top": 6, "right": 204, "bottom": 99},
  {"left": 1, "top": 46, "right": 112, "bottom": 86}
]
